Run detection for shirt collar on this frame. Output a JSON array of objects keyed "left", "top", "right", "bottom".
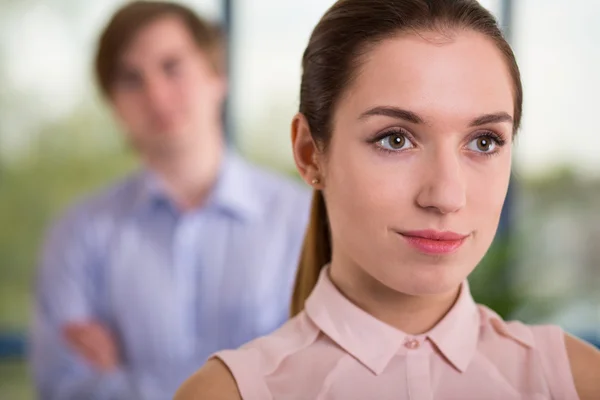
[
  {"left": 304, "top": 266, "right": 482, "bottom": 375},
  {"left": 479, "top": 306, "right": 535, "bottom": 349},
  {"left": 204, "top": 151, "right": 264, "bottom": 221},
  {"left": 134, "top": 151, "right": 264, "bottom": 221},
  {"left": 133, "top": 170, "right": 168, "bottom": 213},
  {"left": 425, "top": 279, "right": 480, "bottom": 373}
]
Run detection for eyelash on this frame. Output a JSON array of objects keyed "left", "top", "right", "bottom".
[
  {"left": 369, "top": 128, "right": 416, "bottom": 155},
  {"left": 368, "top": 128, "right": 507, "bottom": 157},
  {"left": 469, "top": 130, "right": 506, "bottom": 158}
]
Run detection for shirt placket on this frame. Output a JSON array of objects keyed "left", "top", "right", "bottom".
[
  {"left": 405, "top": 337, "right": 433, "bottom": 400},
  {"left": 173, "top": 213, "right": 201, "bottom": 345}
]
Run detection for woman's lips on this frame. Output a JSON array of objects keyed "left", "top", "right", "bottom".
[{"left": 397, "top": 230, "right": 469, "bottom": 255}]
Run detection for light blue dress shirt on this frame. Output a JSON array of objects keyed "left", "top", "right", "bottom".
[{"left": 30, "top": 152, "right": 311, "bottom": 399}]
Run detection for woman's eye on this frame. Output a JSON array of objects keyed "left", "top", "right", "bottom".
[
  {"left": 377, "top": 132, "right": 414, "bottom": 151},
  {"left": 467, "top": 135, "right": 497, "bottom": 153}
]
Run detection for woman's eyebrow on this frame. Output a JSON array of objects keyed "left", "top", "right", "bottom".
[
  {"left": 359, "top": 107, "right": 513, "bottom": 128},
  {"left": 469, "top": 112, "right": 513, "bottom": 127},
  {"left": 358, "top": 106, "right": 424, "bottom": 124}
]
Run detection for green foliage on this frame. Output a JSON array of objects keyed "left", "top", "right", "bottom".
[
  {"left": 0, "top": 360, "right": 33, "bottom": 400},
  {"left": 469, "top": 236, "right": 523, "bottom": 318},
  {"left": 469, "top": 235, "right": 558, "bottom": 321}
]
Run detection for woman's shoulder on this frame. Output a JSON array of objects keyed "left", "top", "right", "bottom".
[
  {"left": 478, "top": 305, "right": 600, "bottom": 399},
  {"left": 176, "top": 312, "right": 320, "bottom": 400},
  {"left": 564, "top": 333, "right": 600, "bottom": 400},
  {"left": 174, "top": 358, "right": 241, "bottom": 400}
]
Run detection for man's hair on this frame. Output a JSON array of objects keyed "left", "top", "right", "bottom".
[{"left": 95, "top": 1, "right": 224, "bottom": 97}]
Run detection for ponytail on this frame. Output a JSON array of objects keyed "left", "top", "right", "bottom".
[{"left": 290, "top": 190, "right": 331, "bottom": 317}]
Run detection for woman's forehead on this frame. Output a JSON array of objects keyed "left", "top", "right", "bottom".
[{"left": 340, "top": 31, "right": 514, "bottom": 124}]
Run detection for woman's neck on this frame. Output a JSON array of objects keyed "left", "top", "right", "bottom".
[{"left": 329, "top": 259, "right": 460, "bottom": 335}]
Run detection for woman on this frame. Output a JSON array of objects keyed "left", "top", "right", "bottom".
[{"left": 176, "top": 0, "right": 600, "bottom": 398}]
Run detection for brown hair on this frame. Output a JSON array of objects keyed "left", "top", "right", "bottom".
[
  {"left": 290, "top": 0, "right": 523, "bottom": 316},
  {"left": 95, "top": 1, "right": 224, "bottom": 97}
]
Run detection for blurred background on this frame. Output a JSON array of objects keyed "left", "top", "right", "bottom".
[{"left": 1, "top": 0, "right": 599, "bottom": 397}]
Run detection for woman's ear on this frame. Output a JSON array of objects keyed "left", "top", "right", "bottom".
[{"left": 291, "top": 113, "right": 324, "bottom": 189}]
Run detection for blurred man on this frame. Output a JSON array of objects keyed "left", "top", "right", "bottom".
[{"left": 30, "top": 2, "right": 310, "bottom": 399}]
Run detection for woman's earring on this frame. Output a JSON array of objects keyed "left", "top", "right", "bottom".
[{"left": 311, "top": 177, "right": 320, "bottom": 185}]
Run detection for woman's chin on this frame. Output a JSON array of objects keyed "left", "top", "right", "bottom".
[{"left": 380, "top": 262, "right": 470, "bottom": 296}]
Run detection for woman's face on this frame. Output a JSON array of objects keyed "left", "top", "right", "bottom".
[{"left": 321, "top": 31, "right": 514, "bottom": 296}]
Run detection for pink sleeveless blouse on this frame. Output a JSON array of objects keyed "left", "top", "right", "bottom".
[{"left": 215, "top": 267, "right": 579, "bottom": 399}]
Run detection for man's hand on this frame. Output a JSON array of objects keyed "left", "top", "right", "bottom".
[{"left": 63, "top": 321, "right": 120, "bottom": 372}]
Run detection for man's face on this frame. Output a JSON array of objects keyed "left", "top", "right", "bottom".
[{"left": 110, "top": 15, "right": 225, "bottom": 160}]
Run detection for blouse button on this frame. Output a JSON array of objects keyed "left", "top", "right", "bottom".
[{"left": 404, "top": 338, "right": 420, "bottom": 350}]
